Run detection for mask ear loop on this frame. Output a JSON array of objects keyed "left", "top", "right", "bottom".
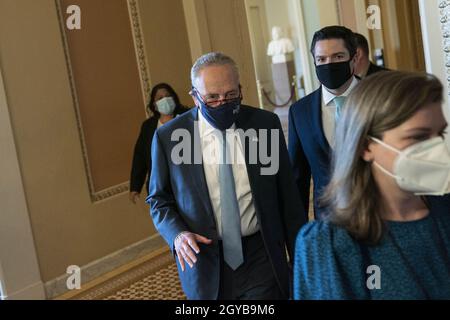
[
  {"left": 372, "top": 161, "right": 397, "bottom": 179},
  {"left": 370, "top": 137, "right": 401, "bottom": 154},
  {"left": 368, "top": 136, "right": 400, "bottom": 179},
  {"left": 369, "top": 137, "right": 434, "bottom": 194},
  {"left": 191, "top": 87, "right": 208, "bottom": 108},
  {"left": 350, "top": 53, "right": 357, "bottom": 76},
  {"left": 145, "top": 91, "right": 153, "bottom": 118}
]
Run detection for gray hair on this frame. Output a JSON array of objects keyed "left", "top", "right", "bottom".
[{"left": 190, "top": 52, "right": 240, "bottom": 88}]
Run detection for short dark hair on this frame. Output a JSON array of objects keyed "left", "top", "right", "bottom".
[
  {"left": 148, "top": 83, "right": 183, "bottom": 118},
  {"left": 310, "top": 26, "right": 356, "bottom": 59},
  {"left": 354, "top": 32, "right": 369, "bottom": 57}
]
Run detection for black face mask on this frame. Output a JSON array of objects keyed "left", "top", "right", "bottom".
[
  {"left": 315, "top": 60, "right": 353, "bottom": 90},
  {"left": 193, "top": 90, "right": 241, "bottom": 131}
]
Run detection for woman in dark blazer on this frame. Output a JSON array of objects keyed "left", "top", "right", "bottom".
[{"left": 129, "top": 83, "right": 188, "bottom": 203}]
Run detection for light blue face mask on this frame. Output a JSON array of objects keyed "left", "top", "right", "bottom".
[{"left": 156, "top": 97, "right": 176, "bottom": 115}]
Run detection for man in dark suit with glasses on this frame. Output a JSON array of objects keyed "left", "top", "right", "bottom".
[{"left": 147, "top": 52, "right": 305, "bottom": 300}]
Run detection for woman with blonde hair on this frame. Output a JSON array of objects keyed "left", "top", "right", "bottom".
[{"left": 293, "top": 71, "right": 450, "bottom": 299}]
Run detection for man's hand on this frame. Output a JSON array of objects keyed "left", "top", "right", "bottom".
[
  {"left": 174, "top": 232, "right": 212, "bottom": 272},
  {"left": 129, "top": 191, "right": 140, "bottom": 204}
]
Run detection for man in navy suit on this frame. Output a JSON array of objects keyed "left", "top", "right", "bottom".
[
  {"left": 147, "top": 52, "right": 305, "bottom": 300},
  {"left": 289, "top": 26, "right": 359, "bottom": 219}
]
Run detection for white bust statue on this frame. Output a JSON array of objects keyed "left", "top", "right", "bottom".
[{"left": 267, "top": 26, "right": 295, "bottom": 64}]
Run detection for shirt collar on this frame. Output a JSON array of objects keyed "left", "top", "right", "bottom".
[{"left": 322, "top": 76, "right": 359, "bottom": 106}]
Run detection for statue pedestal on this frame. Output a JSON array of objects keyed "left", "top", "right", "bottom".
[
  {"left": 271, "top": 53, "right": 293, "bottom": 64},
  {"left": 271, "top": 59, "right": 295, "bottom": 145},
  {"left": 271, "top": 60, "right": 295, "bottom": 106}
]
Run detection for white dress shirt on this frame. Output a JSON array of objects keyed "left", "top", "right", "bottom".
[
  {"left": 198, "top": 110, "right": 259, "bottom": 238},
  {"left": 321, "top": 76, "right": 359, "bottom": 147}
]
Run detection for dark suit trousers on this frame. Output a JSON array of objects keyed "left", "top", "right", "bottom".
[{"left": 218, "top": 232, "right": 285, "bottom": 300}]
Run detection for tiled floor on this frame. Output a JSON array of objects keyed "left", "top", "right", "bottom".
[
  {"left": 68, "top": 249, "right": 185, "bottom": 300},
  {"left": 104, "top": 263, "right": 185, "bottom": 300}
]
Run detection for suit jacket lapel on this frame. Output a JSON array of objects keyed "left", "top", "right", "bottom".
[
  {"left": 185, "top": 108, "right": 215, "bottom": 220},
  {"left": 235, "top": 108, "right": 262, "bottom": 205},
  {"left": 307, "top": 89, "right": 331, "bottom": 156}
]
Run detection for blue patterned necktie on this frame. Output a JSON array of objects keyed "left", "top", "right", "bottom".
[
  {"left": 333, "top": 96, "right": 346, "bottom": 121},
  {"left": 219, "top": 131, "right": 243, "bottom": 270}
]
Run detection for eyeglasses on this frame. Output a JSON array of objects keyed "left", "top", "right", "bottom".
[{"left": 191, "top": 87, "right": 241, "bottom": 107}]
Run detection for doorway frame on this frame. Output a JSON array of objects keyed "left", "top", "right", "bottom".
[
  {"left": 291, "top": 0, "right": 315, "bottom": 94},
  {"left": 418, "top": 0, "right": 450, "bottom": 148},
  {"left": 0, "top": 64, "right": 45, "bottom": 300},
  {"left": 243, "top": 0, "right": 315, "bottom": 96}
]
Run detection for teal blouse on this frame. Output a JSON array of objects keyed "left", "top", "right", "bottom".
[{"left": 293, "top": 195, "right": 450, "bottom": 300}]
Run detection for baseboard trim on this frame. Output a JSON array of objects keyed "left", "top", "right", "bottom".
[
  {"left": 3, "top": 281, "right": 46, "bottom": 300},
  {"left": 45, "top": 234, "right": 167, "bottom": 299}
]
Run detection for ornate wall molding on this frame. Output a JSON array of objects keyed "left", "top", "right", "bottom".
[
  {"left": 439, "top": 0, "right": 450, "bottom": 96},
  {"left": 127, "top": 0, "right": 152, "bottom": 117},
  {"left": 55, "top": 0, "right": 98, "bottom": 202},
  {"left": 55, "top": 0, "right": 149, "bottom": 202}
]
